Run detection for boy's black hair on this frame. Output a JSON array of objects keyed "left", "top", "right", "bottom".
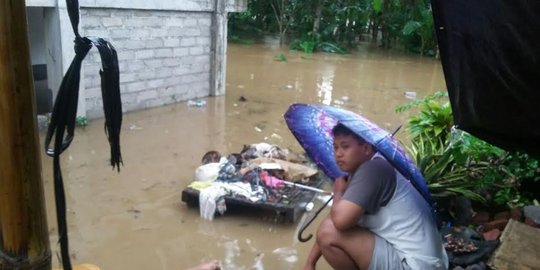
[{"left": 332, "top": 123, "right": 367, "bottom": 144}]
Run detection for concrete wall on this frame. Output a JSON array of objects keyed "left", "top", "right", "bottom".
[
  {"left": 81, "top": 8, "right": 213, "bottom": 118},
  {"left": 25, "top": 0, "right": 247, "bottom": 118},
  {"left": 26, "top": 7, "right": 47, "bottom": 65}
]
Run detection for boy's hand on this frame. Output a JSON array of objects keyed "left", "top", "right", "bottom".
[{"left": 332, "top": 176, "right": 348, "bottom": 196}]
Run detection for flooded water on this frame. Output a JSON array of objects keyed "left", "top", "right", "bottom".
[{"left": 41, "top": 43, "right": 446, "bottom": 269}]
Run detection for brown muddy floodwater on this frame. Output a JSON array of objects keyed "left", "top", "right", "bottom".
[{"left": 41, "top": 43, "right": 446, "bottom": 269}]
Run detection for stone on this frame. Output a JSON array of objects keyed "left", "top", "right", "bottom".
[
  {"left": 510, "top": 207, "right": 523, "bottom": 222},
  {"left": 471, "top": 211, "right": 490, "bottom": 226},
  {"left": 483, "top": 219, "right": 508, "bottom": 232},
  {"left": 524, "top": 217, "right": 540, "bottom": 228},
  {"left": 493, "top": 211, "right": 510, "bottom": 221},
  {"left": 482, "top": 229, "right": 501, "bottom": 241},
  {"left": 523, "top": 205, "right": 540, "bottom": 224},
  {"left": 487, "top": 219, "right": 540, "bottom": 270}
]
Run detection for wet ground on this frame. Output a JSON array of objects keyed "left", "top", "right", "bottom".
[{"left": 41, "top": 42, "right": 446, "bottom": 269}]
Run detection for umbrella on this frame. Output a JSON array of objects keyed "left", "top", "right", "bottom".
[{"left": 284, "top": 103, "right": 433, "bottom": 241}]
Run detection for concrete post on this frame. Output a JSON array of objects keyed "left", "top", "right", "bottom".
[
  {"left": 0, "top": 0, "right": 52, "bottom": 268},
  {"left": 210, "top": 0, "right": 227, "bottom": 96},
  {"left": 50, "top": 0, "right": 87, "bottom": 117}
]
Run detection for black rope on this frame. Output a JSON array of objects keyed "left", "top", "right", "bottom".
[{"left": 44, "top": 1, "right": 123, "bottom": 269}]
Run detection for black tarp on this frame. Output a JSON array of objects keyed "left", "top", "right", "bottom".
[{"left": 431, "top": 0, "right": 540, "bottom": 157}]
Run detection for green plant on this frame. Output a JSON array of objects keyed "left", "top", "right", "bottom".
[
  {"left": 275, "top": 53, "right": 288, "bottom": 62},
  {"left": 76, "top": 116, "right": 88, "bottom": 127},
  {"left": 399, "top": 92, "right": 540, "bottom": 208},
  {"left": 407, "top": 132, "right": 486, "bottom": 201}
]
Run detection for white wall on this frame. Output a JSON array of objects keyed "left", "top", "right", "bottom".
[{"left": 27, "top": 7, "right": 47, "bottom": 65}]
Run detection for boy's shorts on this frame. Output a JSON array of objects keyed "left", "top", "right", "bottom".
[{"left": 368, "top": 234, "right": 411, "bottom": 270}]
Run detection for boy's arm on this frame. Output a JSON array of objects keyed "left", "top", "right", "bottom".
[
  {"left": 331, "top": 177, "right": 365, "bottom": 231},
  {"left": 304, "top": 241, "right": 322, "bottom": 270}
]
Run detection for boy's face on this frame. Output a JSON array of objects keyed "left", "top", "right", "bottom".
[{"left": 333, "top": 134, "right": 372, "bottom": 174}]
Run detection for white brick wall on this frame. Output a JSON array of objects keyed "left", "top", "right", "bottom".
[{"left": 81, "top": 8, "right": 212, "bottom": 118}]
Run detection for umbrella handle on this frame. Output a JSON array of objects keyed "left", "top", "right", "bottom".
[{"left": 298, "top": 195, "right": 334, "bottom": 242}]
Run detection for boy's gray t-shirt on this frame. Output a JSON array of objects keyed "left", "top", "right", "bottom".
[{"left": 342, "top": 158, "right": 396, "bottom": 214}]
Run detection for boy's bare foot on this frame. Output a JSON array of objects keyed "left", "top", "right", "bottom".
[{"left": 186, "top": 260, "right": 221, "bottom": 270}]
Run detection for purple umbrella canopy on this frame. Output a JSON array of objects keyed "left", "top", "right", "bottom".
[{"left": 284, "top": 103, "right": 433, "bottom": 206}]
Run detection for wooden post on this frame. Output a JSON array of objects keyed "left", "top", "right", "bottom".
[{"left": 0, "top": 0, "right": 52, "bottom": 269}]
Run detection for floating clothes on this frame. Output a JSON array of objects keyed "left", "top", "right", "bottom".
[{"left": 198, "top": 182, "right": 266, "bottom": 220}]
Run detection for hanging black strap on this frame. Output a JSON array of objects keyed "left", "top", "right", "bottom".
[{"left": 44, "top": 1, "right": 123, "bottom": 269}]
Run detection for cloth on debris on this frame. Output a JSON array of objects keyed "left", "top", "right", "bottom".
[
  {"left": 188, "top": 181, "right": 214, "bottom": 190},
  {"left": 247, "top": 157, "right": 318, "bottom": 181},
  {"left": 193, "top": 162, "right": 221, "bottom": 182},
  {"left": 198, "top": 182, "right": 266, "bottom": 220},
  {"left": 217, "top": 156, "right": 243, "bottom": 182},
  {"left": 241, "top": 143, "right": 289, "bottom": 160},
  {"left": 260, "top": 170, "right": 285, "bottom": 188},
  {"left": 199, "top": 184, "right": 227, "bottom": 220}
]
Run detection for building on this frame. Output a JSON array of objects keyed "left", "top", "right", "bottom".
[{"left": 25, "top": 0, "right": 246, "bottom": 118}]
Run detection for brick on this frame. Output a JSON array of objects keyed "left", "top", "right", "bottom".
[
  {"left": 124, "top": 40, "right": 146, "bottom": 50},
  {"left": 164, "top": 18, "right": 184, "bottom": 27},
  {"left": 483, "top": 219, "right": 508, "bottom": 231},
  {"left": 126, "top": 81, "right": 147, "bottom": 93},
  {"left": 119, "top": 73, "right": 138, "bottom": 83},
  {"left": 82, "top": 17, "right": 101, "bottom": 28},
  {"left": 198, "top": 17, "right": 211, "bottom": 27},
  {"left": 85, "top": 87, "right": 102, "bottom": 99},
  {"left": 134, "top": 11, "right": 153, "bottom": 17},
  {"left": 493, "top": 211, "right": 511, "bottom": 221},
  {"left": 184, "top": 28, "right": 201, "bottom": 36},
  {"left": 173, "top": 48, "right": 189, "bottom": 57},
  {"left": 117, "top": 50, "right": 135, "bottom": 61},
  {"left": 197, "top": 37, "right": 211, "bottom": 46},
  {"left": 145, "top": 99, "right": 167, "bottom": 108},
  {"left": 155, "top": 48, "right": 173, "bottom": 58},
  {"left": 136, "top": 90, "right": 158, "bottom": 101},
  {"left": 150, "top": 29, "right": 168, "bottom": 37},
  {"left": 510, "top": 207, "right": 523, "bottom": 222},
  {"left": 181, "top": 37, "right": 196, "bottom": 47},
  {"left": 111, "top": 29, "right": 131, "bottom": 39},
  {"left": 174, "top": 66, "right": 192, "bottom": 76},
  {"left": 137, "top": 70, "right": 157, "bottom": 80},
  {"left": 126, "top": 61, "right": 146, "bottom": 72},
  {"left": 102, "top": 17, "right": 123, "bottom": 27},
  {"left": 168, "top": 27, "right": 184, "bottom": 36},
  {"left": 189, "top": 47, "right": 204, "bottom": 56},
  {"left": 471, "top": 211, "right": 490, "bottom": 226},
  {"left": 85, "top": 29, "right": 109, "bottom": 38},
  {"left": 154, "top": 68, "right": 173, "bottom": 78},
  {"left": 147, "top": 79, "right": 165, "bottom": 89},
  {"left": 143, "top": 59, "right": 163, "bottom": 69},
  {"left": 524, "top": 217, "right": 540, "bottom": 228},
  {"left": 87, "top": 9, "right": 111, "bottom": 17},
  {"left": 483, "top": 228, "right": 501, "bottom": 241},
  {"left": 163, "top": 58, "right": 180, "bottom": 67},
  {"left": 164, "top": 38, "right": 180, "bottom": 47},
  {"left": 135, "top": 50, "right": 154, "bottom": 59},
  {"left": 131, "top": 29, "right": 152, "bottom": 39},
  {"left": 140, "top": 18, "right": 162, "bottom": 27}
]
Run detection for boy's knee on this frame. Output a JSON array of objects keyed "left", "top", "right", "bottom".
[{"left": 316, "top": 218, "right": 338, "bottom": 248}]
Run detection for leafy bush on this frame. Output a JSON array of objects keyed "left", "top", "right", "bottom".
[{"left": 398, "top": 92, "right": 540, "bottom": 208}]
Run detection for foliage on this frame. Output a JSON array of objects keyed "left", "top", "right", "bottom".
[
  {"left": 228, "top": 0, "right": 439, "bottom": 56},
  {"left": 275, "top": 53, "right": 288, "bottom": 62},
  {"left": 398, "top": 92, "right": 540, "bottom": 208},
  {"left": 76, "top": 116, "right": 88, "bottom": 127},
  {"left": 400, "top": 0, "right": 437, "bottom": 55},
  {"left": 289, "top": 33, "right": 349, "bottom": 54}
]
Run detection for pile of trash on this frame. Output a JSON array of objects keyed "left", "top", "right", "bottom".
[
  {"left": 187, "top": 143, "right": 322, "bottom": 220},
  {"left": 437, "top": 196, "right": 540, "bottom": 270}
]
